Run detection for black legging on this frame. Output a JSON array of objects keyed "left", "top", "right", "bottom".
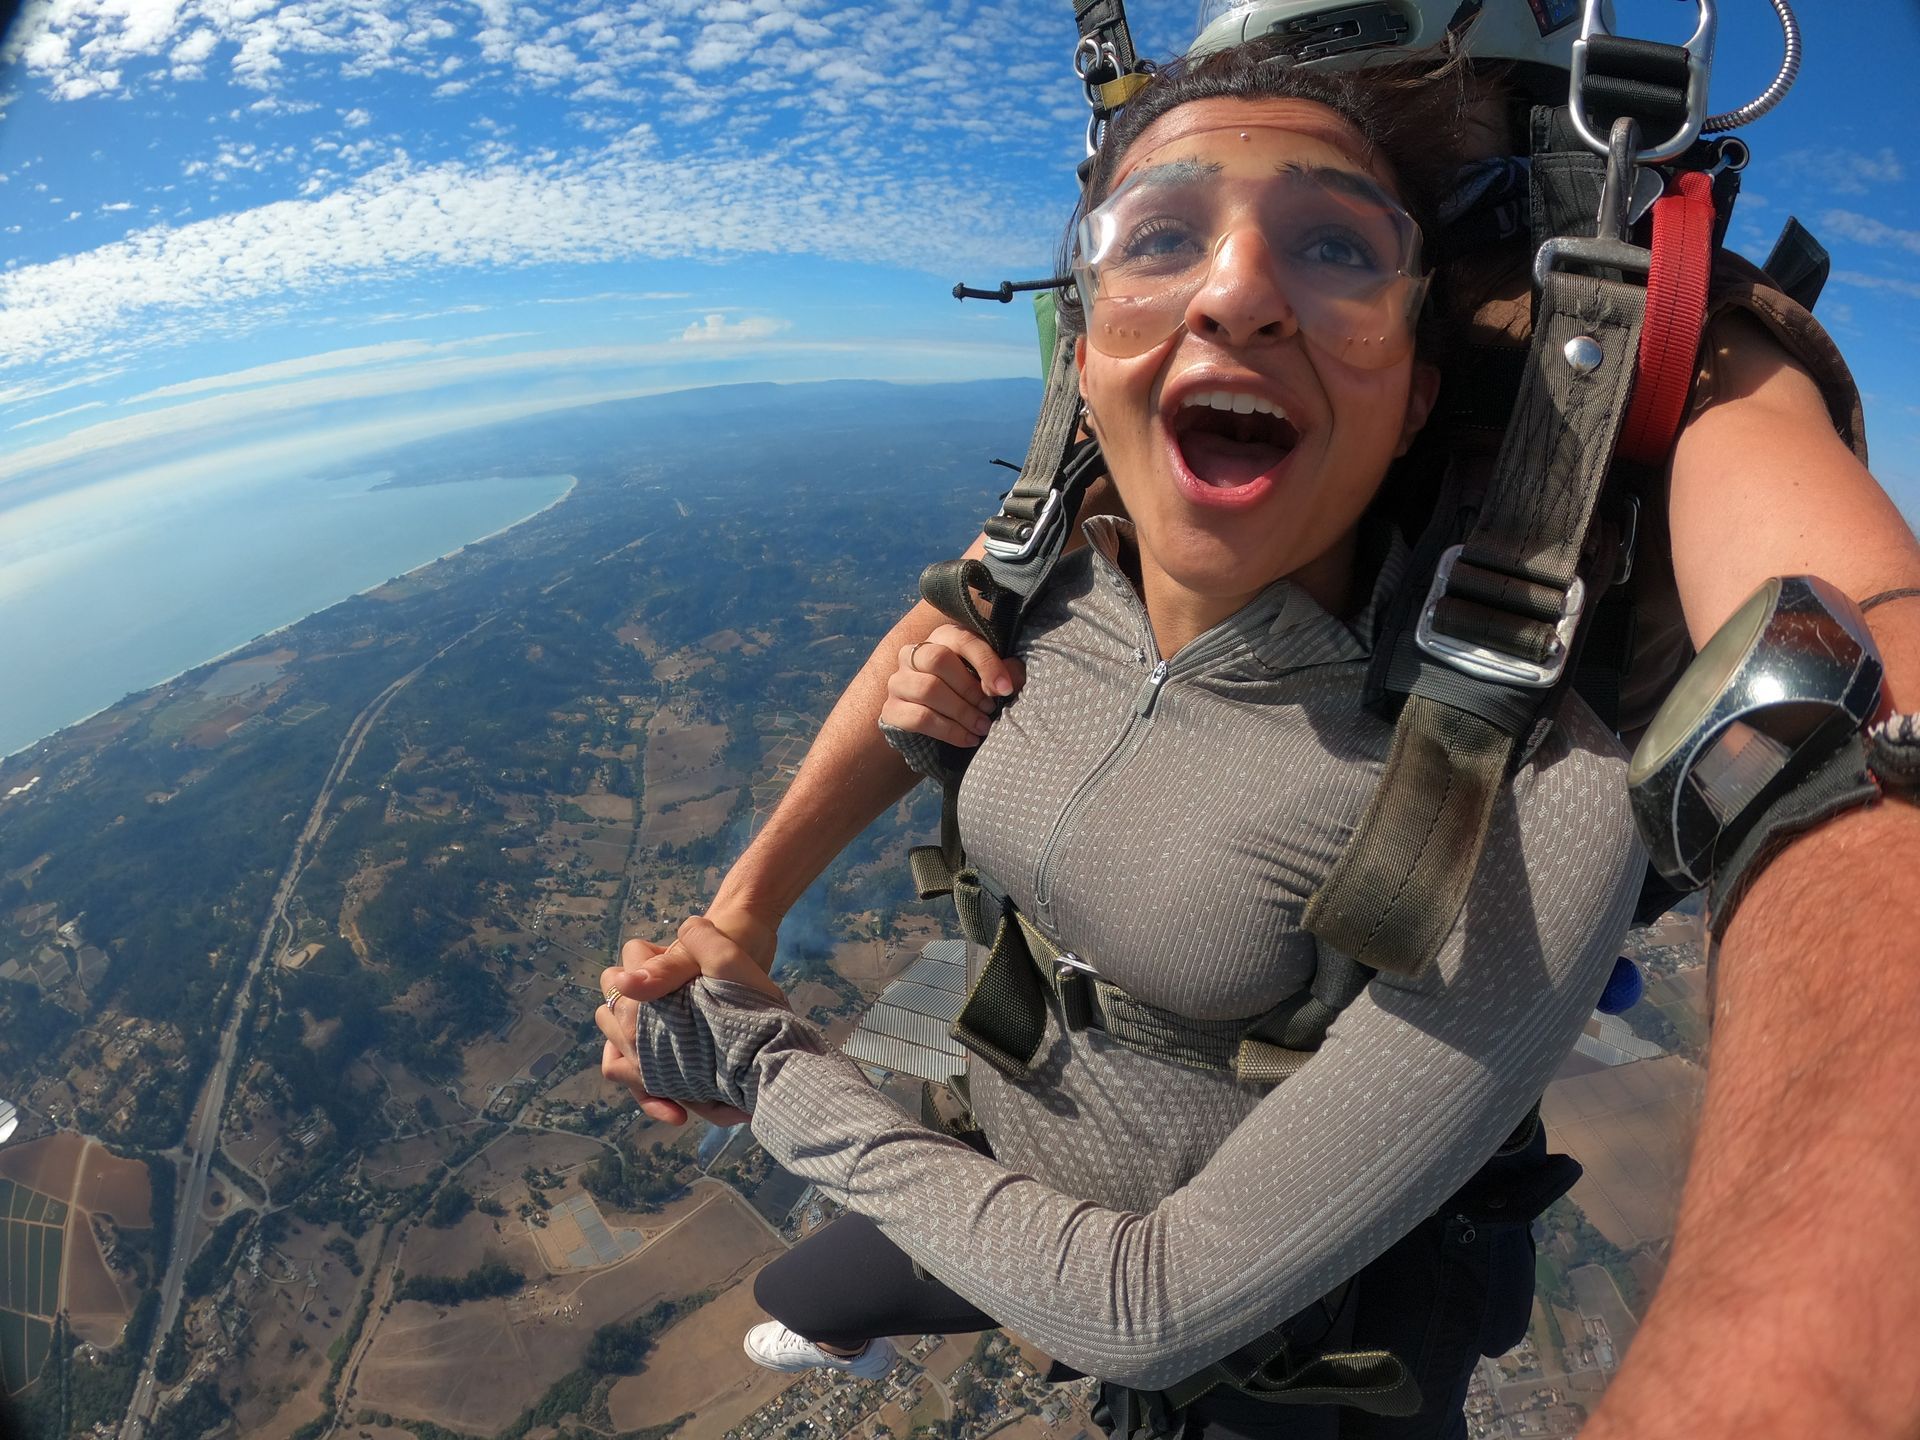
[
  {"left": 751, "top": 1124, "right": 1563, "bottom": 1440},
  {"left": 754, "top": 1214, "right": 1339, "bottom": 1439},
  {"left": 754, "top": 1211, "right": 997, "bottom": 1349}
]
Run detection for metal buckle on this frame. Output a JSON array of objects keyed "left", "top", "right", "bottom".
[
  {"left": 1533, "top": 234, "right": 1652, "bottom": 291},
  {"left": 1053, "top": 951, "right": 1097, "bottom": 1031},
  {"left": 1053, "top": 950, "right": 1098, "bottom": 977},
  {"left": 983, "top": 486, "right": 1066, "bottom": 565},
  {"left": 1568, "top": 0, "right": 1717, "bottom": 166},
  {"left": 1415, "top": 545, "right": 1586, "bottom": 690}
]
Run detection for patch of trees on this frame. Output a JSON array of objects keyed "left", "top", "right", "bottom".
[
  {"left": 262, "top": 974, "right": 386, "bottom": 1145},
  {"left": 183, "top": 1211, "right": 252, "bottom": 1299},
  {"left": 325, "top": 1234, "right": 363, "bottom": 1275},
  {"left": 582, "top": 1141, "right": 686, "bottom": 1214},
  {"left": 426, "top": 1182, "right": 473, "bottom": 1228},
  {"left": 0, "top": 979, "right": 79, "bottom": 1079},
  {"left": 584, "top": 1291, "right": 715, "bottom": 1376},
  {"left": 396, "top": 1258, "right": 523, "bottom": 1306},
  {"left": 147, "top": 1379, "right": 232, "bottom": 1440},
  {"left": 49, "top": 1291, "right": 159, "bottom": 1437},
  {"left": 354, "top": 840, "right": 523, "bottom": 979},
  {"left": 1540, "top": 1197, "right": 1646, "bottom": 1315},
  {"left": 154, "top": 1313, "right": 190, "bottom": 1386}
]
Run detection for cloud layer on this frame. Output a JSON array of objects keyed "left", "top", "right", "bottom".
[{"left": 3, "top": 0, "right": 1088, "bottom": 374}]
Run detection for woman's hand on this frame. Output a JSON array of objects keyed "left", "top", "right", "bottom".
[
  {"left": 596, "top": 916, "right": 788, "bottom": 1126},
  {"left": 878, "top": 623, "right": 1024, "bottom": 749}
]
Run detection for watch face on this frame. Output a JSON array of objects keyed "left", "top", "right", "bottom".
[
  {"left": 1629, "top": 575, "right": 1885, "bottom": 889},
  {"left": 1630, "top": 578, "right": 1780, "bottom": 787}
]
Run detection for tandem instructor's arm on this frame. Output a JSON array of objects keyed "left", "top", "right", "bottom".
[{"left": 1582, "top": 314, "right": 1920, "bottom": 1440}]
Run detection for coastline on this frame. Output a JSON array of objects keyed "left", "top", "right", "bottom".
[{"left": 0, "top": 473, "right": 578, "bottom": 765}]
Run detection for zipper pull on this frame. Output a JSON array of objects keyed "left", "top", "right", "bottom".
[{"left": 1135, "top": 660, "right": 1170, "bottom": 717}]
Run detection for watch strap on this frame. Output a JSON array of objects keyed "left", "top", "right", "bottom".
[
  {"left": 1708, "top": 736, "right": 1881, "bottom": 940},
  {"left": 1865, "top": 713, "right": 1920, "bottom": 792}
]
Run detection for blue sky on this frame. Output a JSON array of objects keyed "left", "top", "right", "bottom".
[{"left": 0, "top": 0, "right": 1916, "bottom": 520}]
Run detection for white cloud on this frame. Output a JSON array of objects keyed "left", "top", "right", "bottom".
[
  {"left": 342, "top": 106, "right": 371, "bottom": 128},
  {"left": 8, "top": 400, "right": 106, "bottom": 430},
  {"left": 677, "top": 313, "right": 789, "bottom": 343},
  {"left": 0, "top": 336, "right": 1034, "bottom": 490},
  {"left": 2, "top": 140, "right": 1054, "bottom": 371},
  {"left": 124, "top": 336, "right": 524, "bottom": 404},
  {"left": 1781, "top": 146, "right": 1904, "bottom": 197},
  {"left": 1833, "top": 270, "right": 1920, "bottom": 302},
  {"left": 1821, "top": 211, "right": 1920, "bottom": 255},
  {"left": 537, "top": 290, "right": 692, "bottom": 304},
  {"left": 1, "top": 1, "right": 1082, "bottom": 371}
]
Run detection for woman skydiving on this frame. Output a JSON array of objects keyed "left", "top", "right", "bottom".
[{"left": 594, "top": 41, "right": 1647, "bottom": 1440}]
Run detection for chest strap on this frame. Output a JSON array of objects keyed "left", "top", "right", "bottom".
[{"left": 914, "top": 854, "right": 1373, "bottom": 1087}]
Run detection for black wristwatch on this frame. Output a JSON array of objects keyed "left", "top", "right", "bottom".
[{"left": 1628, "top": 576, "right": 1917, "bottom": 936}]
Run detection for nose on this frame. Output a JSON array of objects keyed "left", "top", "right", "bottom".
[{"left": 1183, "top": 226, "right": 1301, "bottom": 349}]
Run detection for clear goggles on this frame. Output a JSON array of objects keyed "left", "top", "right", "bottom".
[{"left": 1073, "top": 151, "right": 1429, "bottom": 367}]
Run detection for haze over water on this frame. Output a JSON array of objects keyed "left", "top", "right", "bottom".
[{"left": 0, "top": 469, "right": 573, "bottom": 757}]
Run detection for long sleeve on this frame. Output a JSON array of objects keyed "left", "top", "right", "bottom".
[{"left": 630, "top": 716, "right": 1643, "bottom": 1390}]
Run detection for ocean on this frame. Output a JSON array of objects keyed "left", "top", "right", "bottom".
[{"left": 0, "top": 468, "right": 574, "bottom": 758}]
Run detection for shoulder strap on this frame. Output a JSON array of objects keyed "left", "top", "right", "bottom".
[
  {"left": 1309, "top": 7, "right": 1737, "bottom": 976},
  {"left": 914, "top": 336, "right": 1102, "bottom": 881},
  {"left": 1305, "top": 177, "right": 1652, "bottom": 977}
]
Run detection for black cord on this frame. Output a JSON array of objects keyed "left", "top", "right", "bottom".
[{"left": 1861, "top": 587, "right": 1920, "bottom": 613}]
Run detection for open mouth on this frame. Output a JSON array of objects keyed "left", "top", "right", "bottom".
[{"left": 1169, "top": 390, "right": 1301, "bottom": 490}]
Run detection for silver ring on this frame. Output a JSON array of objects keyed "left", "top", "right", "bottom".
[
  {"left": 908, "top": 641, "right": 930, "bottom": 672},
  {"left": 604, "top": 988, "right": 621, "bottom": 1010}
]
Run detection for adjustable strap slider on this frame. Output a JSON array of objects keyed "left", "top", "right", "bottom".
[
  {"left": 1415, "top": 545, "right": 1586, "bottom": 689},
  {"left": 1054, "top": 953, "right": 1096, "bottom": 1031},
  {"left": 983, "top": 485, "right": 1067, "bottom": 564}
]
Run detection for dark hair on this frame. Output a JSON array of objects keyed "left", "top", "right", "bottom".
[{"left": 1055, "top": 38, "right": 1491, "bottom": 347}]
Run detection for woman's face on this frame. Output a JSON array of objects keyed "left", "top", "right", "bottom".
[{"left": 1076, "top": 98, "right": 1438, "bottom": 628}]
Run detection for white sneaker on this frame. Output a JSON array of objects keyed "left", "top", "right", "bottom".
[{"left": 744, "top": 1321, "right": 897, "bottom": 1380}]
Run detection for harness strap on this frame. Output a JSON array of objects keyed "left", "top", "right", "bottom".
[
  {"left": 944, "top": 875, "right": 1335, "bottom": 1086},
  {"left": 1619, "top": 168, "right": 1715, "bottom": 464},
  {"left": 1160, "top": 1340, "right": 1421, "bottom": 1418},
  {"left": 917, "top": 337, "right": 1101, "bottom": 874},
  {"left": 1305, "top": 268, "right": 1647, "bottom": 975}
]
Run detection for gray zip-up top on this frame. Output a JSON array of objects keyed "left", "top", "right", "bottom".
[{"left": 630, "top": 517, "right": 1642, "bottom": 1390}]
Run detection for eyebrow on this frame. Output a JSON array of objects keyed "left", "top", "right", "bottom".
[
  {"left": 1121, "top": 158, "right": 1225, "bottom": 191},
  {"left": 1275, "top": 161, "right": 1395, "bottom": 207}
]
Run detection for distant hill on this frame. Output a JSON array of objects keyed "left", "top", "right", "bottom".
[{"left": 372, "top": 376, "right": 1046, "bottom": 491}]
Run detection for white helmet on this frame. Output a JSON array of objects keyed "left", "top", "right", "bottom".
[{"left": 1189, "top": 1, "right": 1614, "bottom": 71}]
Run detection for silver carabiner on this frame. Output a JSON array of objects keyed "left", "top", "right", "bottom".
[{"left": 1569, "top": 0, "right": 1718, "bottom": 166}]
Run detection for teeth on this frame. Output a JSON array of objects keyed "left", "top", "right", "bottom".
[{"left": 1181, "top": 390, "right": 1285, "bottom": 419}]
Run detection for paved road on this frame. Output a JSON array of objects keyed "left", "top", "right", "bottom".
[{"left": 120, "top": 621, "right": 493, "bottom": 1440}]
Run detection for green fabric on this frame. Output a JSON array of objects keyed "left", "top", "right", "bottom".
[
  {"left": 1303, "top": 697, "right": 1512, "bottom": 976},
  {"left": 950, "top": 911, "right": 1049, "bottom": 1079},
  {"left": 1033, "top": 291, "right": 1059, "bottom": 379}
]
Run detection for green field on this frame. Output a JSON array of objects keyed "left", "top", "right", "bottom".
[
  {"left": 0, "top": 1306, "right": 53, "bottom": 1397},
  {"left": 0, "top": 1177, "right": 68, "bottom": 1395},
  {"left": 5, "top": 1221, "right": 25, "bottom": 1309},
  {"left": 43, "top": 1228, "right": 64, "bottom": 1314}
]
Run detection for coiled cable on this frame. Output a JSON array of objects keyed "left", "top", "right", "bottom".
[{"left": 1704, "top": 0, "right": 1800, "bottom": 132}]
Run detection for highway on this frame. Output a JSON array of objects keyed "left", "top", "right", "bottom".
[{"left": 119, "top": 621, "right": 493, "bottom": 1440}]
